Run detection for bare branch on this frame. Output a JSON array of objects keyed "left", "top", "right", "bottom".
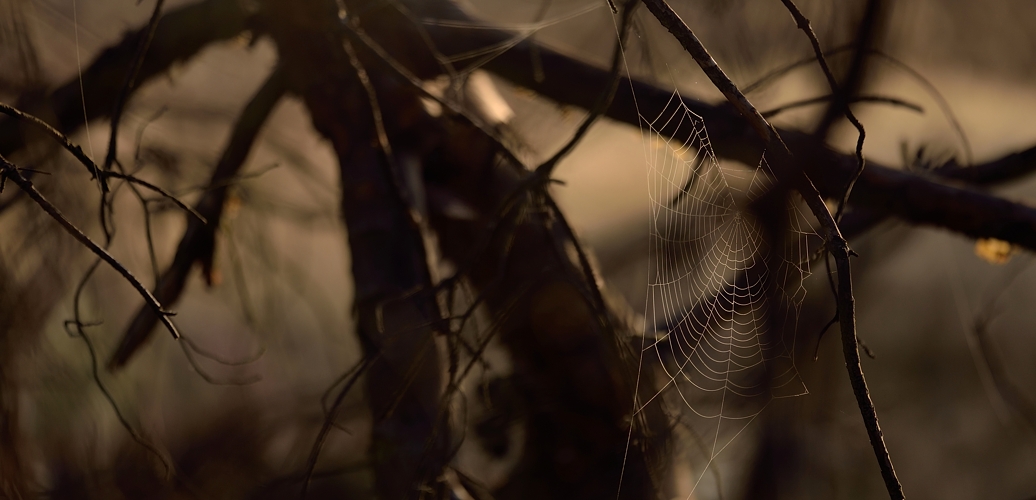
[
  {"left": 102, "top": 0, "right": 167, "bottom": 173},
  {"left": 778, "top": 0, "right": 872, "bottom": 220},
  {"left": 0, "top": 155, "right": 179, "bottom": 341},
  {"left": 638, "top": 1, "right": 904, "bottom": 497},
  {"left": 108, "top": 66, "right": 286, "bottom": 370},
  {"left": 0, "top": 0, "right": 251, "bottom": 158},
  {"left": 456, "top": 22, "right": 1036, "bottom": 252},
  {"left": 761, "top": 94, "right": 922, "bottom": 119},
  {"left": 0, "top": 102, "right": 102, "bottom": 181}
]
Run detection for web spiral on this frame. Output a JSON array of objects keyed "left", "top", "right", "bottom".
[{"left": 636, "top": 91, "right": 820, "bottom": 486}]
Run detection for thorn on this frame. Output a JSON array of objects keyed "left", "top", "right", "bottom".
[{"left": 859, "top": 339, "right": 876, "bottom": 359}]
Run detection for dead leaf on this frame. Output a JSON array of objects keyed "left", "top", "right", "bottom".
[{"left": 975, "top": 238, "right": 1015, "bottom": 264}]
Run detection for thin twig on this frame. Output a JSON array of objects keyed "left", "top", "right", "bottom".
[
  {"left": 776, "top": 0, "right": 868, "bottom": 221},
  {"left": 178, "top": 340, "right": 262, "bottom": 386},
  {"left": 970, "top": 264, "right": 1036, "bottom": 436},
  {"left": 0, "top": 102, "right": 201, "bottom": 220},
  {"left": 761, "top": 94, "right": 922, "bottom": 119},
  {"left": 66, "top": 258, "right": 172, "bottom": 478},
  {"left": 640, "top": 1, "right": 903, "bottom": 498},
  {"left": 300, "top": 354, "right": 376, "bottom": 499},
  {"left": 1, "top": 154, "right": 180, "bottom": 340},
  {"left": 532, "top": 0, "right": 637, "bottom": 180},
  {"left": 102, "top": 170, "right": 206, "bottom": 222},
  {"left": 743, "top": 45, "right": 972, "bottom": 166},
  {"left": 0, "top": 102, "right": 103, "bottom": 184}
]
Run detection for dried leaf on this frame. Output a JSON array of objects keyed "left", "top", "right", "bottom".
[{"left": 975, "top": 238, "right": 1015, "bottom": 264}]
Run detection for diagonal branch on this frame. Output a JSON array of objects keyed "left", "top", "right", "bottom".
[
  {"left": 0, "top": 154, "right": 179, "bottom": 341},
  {"left": 0, "top": 102, "right": 203, "bottom": 220},
  {"left": 778, "top": 0, "right": 875, "bottom": 220},
  {"left": 398, "top": 3, "right": 1036, "bottom": 251},
  {"left": 102, "top": 0, "right": 167, "bottom": 173},
  {"left": 638, "top": 1, "right": 904, "bottom": 498},
  {"left": 0, "top": 0, "right": 251, "bottom": 158},
  {"left": 108, "top": 66, "right": 286, "bottom": 371}
]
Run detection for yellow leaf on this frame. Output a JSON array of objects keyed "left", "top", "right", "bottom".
[{"left": 975, "top": 238, "right": 1014, "bottom": 264}]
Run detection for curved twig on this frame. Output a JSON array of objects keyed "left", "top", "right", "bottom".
[
  {"left": 777, "top": 0, "right": 869, "bottom": 221},
  {"left": 761, "top": 94, "right": 922, "bottom": 119},
  {"left": 300, "top": 354, "right": 376, "bottom": 499}
]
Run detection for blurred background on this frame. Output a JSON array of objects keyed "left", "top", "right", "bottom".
[{"left": 1, "top": 0, "right": 1035, "bottom": 498}]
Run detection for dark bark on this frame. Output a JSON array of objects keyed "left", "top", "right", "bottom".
[
  {"left": 422, "top": 111, "right": 666, "bottom": 499},
  {"left": 0, "top": 0, "right": 251, "bottom": 158},
  {"left": 262, "top": 1, "right": 448, "bottom": 497},
  {"left": 385, "top": 5, "right": 1036, "bottom": 251},
  {"left": 109, "top": 66, "right": 287, "bottom": 370}
]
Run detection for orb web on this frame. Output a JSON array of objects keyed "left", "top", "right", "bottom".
[{"left": 635, "top": 89, "right": 820, "bottom": 493}]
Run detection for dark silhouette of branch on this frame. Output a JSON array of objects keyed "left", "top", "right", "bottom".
[
  {"left": 934, "top": 145, "right": 1036, "bottom": 185},
  {"left": 10, "top": 0, "right": 1034, "bottom": 253},
  {"left": 637, "top": 1, "right": 904, "bottom": 498},
  {"left": 745, "top": 45, "right": 974, "bottom": 165},
  {"left": 347, "top": 11, "right": 666, "bottom": 494},
  {"left": 102, "top": 0, "right": 166, "bottom": 173},
  {"left": 0, "top": 0, "right": 251, "bottom": 158},
  {"left": 385, "top": 1, "right": 1036, "bottom": 253},
  {"left": 108, "top": 66, "right": 286, "bottom": 370},
  {"left": 265, "top": 3, "right": 450, "bottom": 498},
  {"left": 761, "top": 94, "right": 922, "bottom": 119},
  {"left": 778, "top": 0, "right": 872, "bottom": 220}
]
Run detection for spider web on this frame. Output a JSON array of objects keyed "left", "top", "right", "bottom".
[{"left": 634, "top": 89, "right": 820, "bottom": 494}]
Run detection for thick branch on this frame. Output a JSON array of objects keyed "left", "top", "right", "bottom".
[
  {"left": 102, "top": 0, "right": 167, "bottom": 172},
  {"left": 0, "top": 0, "right": 251, "bottom": 158},
  {"left": 263, "top": 2, "right": 448, "bottom": 498},
  {"left": 401, "top": 4, "right": 1036, "bottom": 251},
  {"left": 108, "top": 66, "right": 286, "bottom": 370}
]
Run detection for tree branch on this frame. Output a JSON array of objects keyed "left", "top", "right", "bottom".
[
  {"left": 0, "top": 0, "right": 251, "bottom": 158},
  {"left": 638, "top": 1, "right": 904, "bottom": 497},
  {"left": 454, "top": 18, "right": 1036, "bottom": 252},
  {"left": 108, "top": 66, "right": 286, "bottom": 370},
  {"left": 0, "top": 154, "right": 179, "bottom": 341},
  {"left": 102, "top": 0, "right": 167, "bottom": 173},
  {"left": 383, "top": 0, "right": 1036, "bottom": 251}
]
